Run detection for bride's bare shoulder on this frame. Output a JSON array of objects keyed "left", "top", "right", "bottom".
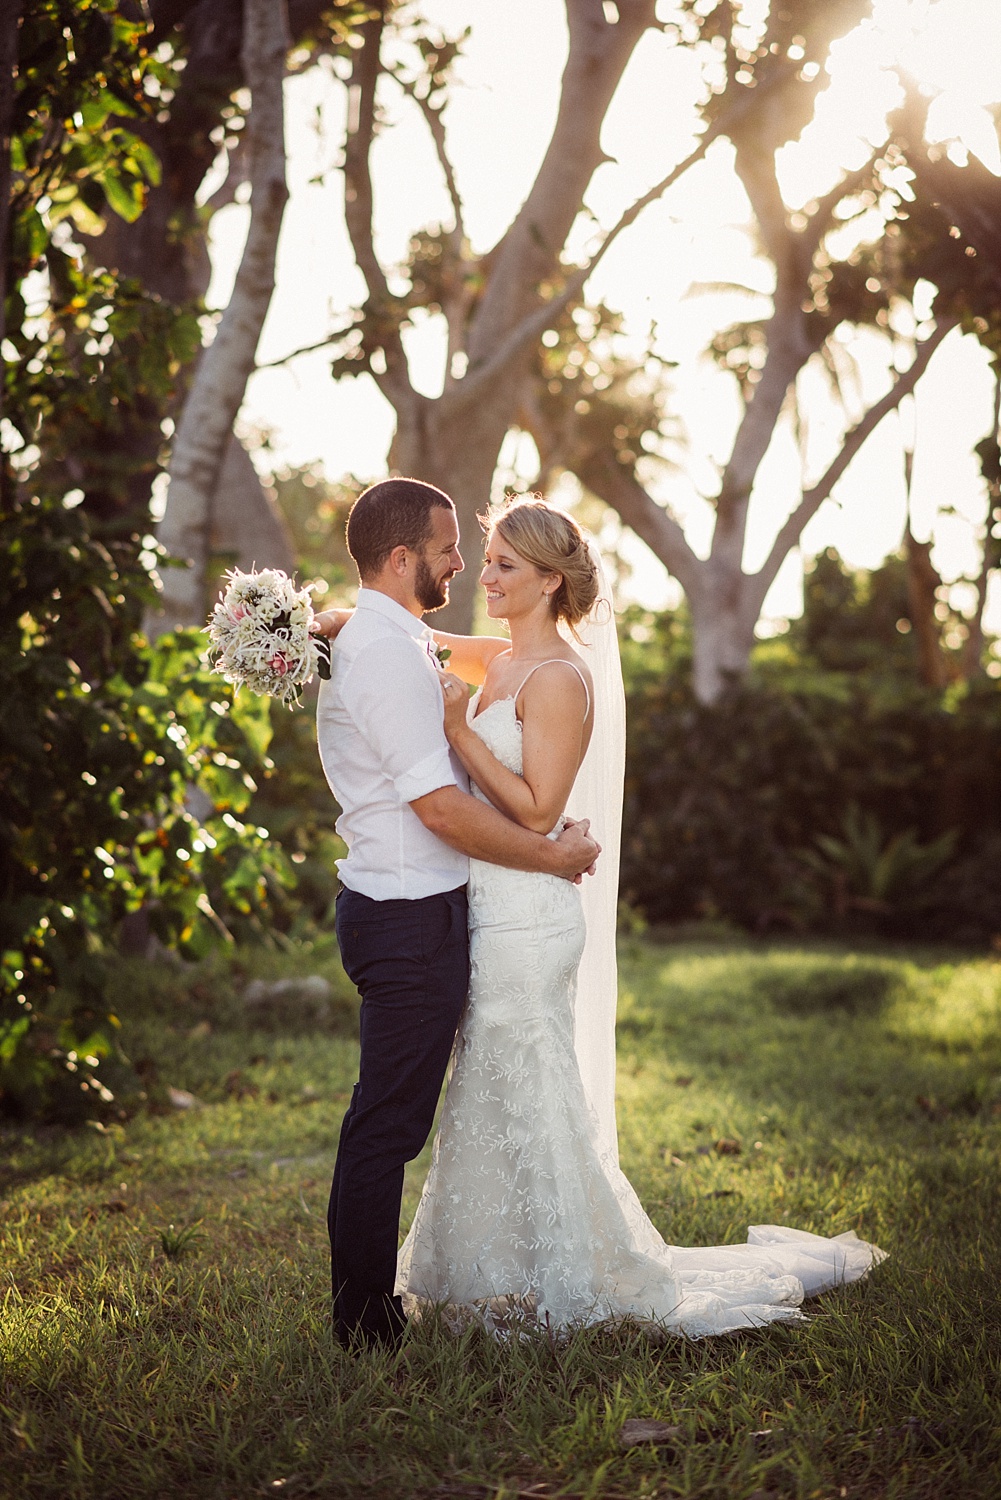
[{"left": 519, "top": 650, "right": 593, "bottom": 707}]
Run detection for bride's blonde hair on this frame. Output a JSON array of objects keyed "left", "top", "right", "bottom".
[{"left": 482, "top": 495, "right": 599, "bottom": 632}]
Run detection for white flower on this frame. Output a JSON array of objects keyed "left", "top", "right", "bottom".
[{"left": 205, "top": 568, "right": 327, "bottom": 707}]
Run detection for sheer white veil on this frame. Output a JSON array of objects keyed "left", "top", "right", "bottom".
[{"left": 560, "top": 541, "right": 625, "bottom": 1165}]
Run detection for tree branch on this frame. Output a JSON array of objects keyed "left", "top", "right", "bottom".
[
  {"left": 463, "top": 0, "right": 656, "bottom": 372},
  {"left": 799, "top": 157, "right": 877, "bottom": 259},
  {"left": 448, "top": 57, "right": 807, "bottom": 418},
  {"left": 446, "top": 123, "right": 727, "bottom": 415},
  {"left": 733, "top": 136, "right": 793, "bottom": 278},
  {"left": 751, "top": 319, "right": 956, "bottom": 607},
  {"left": 255, "top": 332, "right": 345, "bottom": 369},
  {"left": 391, "top": 65, "right": 479, "bottom": 385},
  {"left": 392, "top": 72, "right": 465, "bottom": 250},
  {"left": 343, "top": 5, "right": 415, "bottom": 407},
  {"left": 570, "top": 450, "right": 704, "bottom": 602}
]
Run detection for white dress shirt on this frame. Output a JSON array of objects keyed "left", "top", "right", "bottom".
[{"left": 316, "top": 587, "right": 469, "bottom": 900}]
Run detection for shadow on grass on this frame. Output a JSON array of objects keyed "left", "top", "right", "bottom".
[{"left": 3, "top": 937, "right": 1001, "bottom": 1499}]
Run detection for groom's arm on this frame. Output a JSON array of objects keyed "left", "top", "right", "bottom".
[
  {"left": 340, "top": 638, "right": 598, "bottom": 878},
  {"left": 412, "top": 786, "right": 599, "bottom": 880}
]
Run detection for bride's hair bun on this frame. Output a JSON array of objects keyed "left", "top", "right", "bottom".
[{"left": 483, "top": 495, "right": 599, "bottom": 630}]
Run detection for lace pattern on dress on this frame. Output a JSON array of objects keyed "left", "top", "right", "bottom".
[{"left": 396, "top": 693, "right": 886, "bottom": 1337}]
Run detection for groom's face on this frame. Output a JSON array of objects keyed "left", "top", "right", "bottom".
[{"left": 414, "top": 505, "right": 464, "bottom": 611}]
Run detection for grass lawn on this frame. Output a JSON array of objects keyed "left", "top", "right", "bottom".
[{"left": 2, "top": 934, "right": 1000, "bottom": 1499}]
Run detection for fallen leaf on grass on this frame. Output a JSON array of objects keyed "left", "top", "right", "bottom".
[
  {"left": 188, "top": 1020, "right": 212, "bottom": 1040},
  {"left": 102, "top": 1198, "right": 129, "bottom": 1214},
  {"left": 674, "top": 1076, "right": 693, "bottom": 1087},
  {"left": 665, "top": 1153, "right": 686, "bottom": 1167},
  {"left": 715, "top": 1137, "right": 742, "bottom": 1155},
  {"left": 619, "top": 1418, "right": 681, "bottom": 1448}
]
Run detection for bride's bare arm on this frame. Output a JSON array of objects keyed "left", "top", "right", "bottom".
[
  {"left": 430, "top": 631, "right": 508, "bottom": 686},
  {"left": 441, "top": 663, "right": 590, "bottom": 835},
  {"left": 312, "top": 607, "right": 352, "bottom": 637},
  {"left": 312, "top": 612, "right": 506, "bottom": 687}
]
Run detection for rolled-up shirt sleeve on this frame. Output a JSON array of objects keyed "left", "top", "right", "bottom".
[{"left": 341, "top": 637, "right": 457, "bottom": 803}]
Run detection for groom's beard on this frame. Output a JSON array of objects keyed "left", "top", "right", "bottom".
[{"left": 415, "top": 555, "right": 453, "bottom": 612}]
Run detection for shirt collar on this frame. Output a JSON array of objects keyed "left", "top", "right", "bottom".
[{"left": 356, "top": 586, "right": 435, "bottom": 642}]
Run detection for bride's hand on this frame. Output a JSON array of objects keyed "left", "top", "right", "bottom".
[
  {"left": 439, "top": 671, "right": 471, "bottom": 742},
  {"left": 555, "top": 816, "right": 601, "bottom": 883},
  {"left": 311, "top": 607, "right": 352, "bottom": 638}
]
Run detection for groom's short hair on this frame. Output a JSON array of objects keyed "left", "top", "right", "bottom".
[{"left": 347, "top": 478, "right": 455, "bottom": 580}]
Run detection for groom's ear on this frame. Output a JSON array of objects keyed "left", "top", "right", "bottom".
[{"left": 388, "top": 543, "right": 411, "bottom": 577}]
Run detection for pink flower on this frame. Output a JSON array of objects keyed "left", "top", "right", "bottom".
[
  {"left": 268, "top": 653, "right": 289, "bottom": 676},
  {"left": 230, "top": 605, "right": 247, "bottom": 621}
]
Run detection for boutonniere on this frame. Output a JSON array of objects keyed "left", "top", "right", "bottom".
[{"left": 426, "top": 641, "right": 451, "bottom": 670}]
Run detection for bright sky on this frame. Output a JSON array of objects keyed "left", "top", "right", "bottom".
[{"left": 206, "top": 0, "right": 1001, "bottom": 631}]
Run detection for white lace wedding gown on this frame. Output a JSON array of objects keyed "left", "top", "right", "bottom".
[{"left": 396, "top": 689, "right": 885, "bottom": 1338}]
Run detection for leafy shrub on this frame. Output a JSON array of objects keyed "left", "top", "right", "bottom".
[
  {"left": 245, "top": 695, "right": 345, "bottom": 938},
  {"left": 620, "top": 607, "right": 1001, "bottom": 943},
  {"left": 0, "top": 493, "right": 287, "bottom": 1122}
]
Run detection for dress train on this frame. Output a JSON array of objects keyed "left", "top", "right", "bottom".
[{"left": 397, "top": 695, "right": 884, "bottom": 1338}]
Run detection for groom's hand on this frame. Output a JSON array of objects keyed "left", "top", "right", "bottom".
[{"left": 553, "top": 817, "right": 601, "bottom": 883}]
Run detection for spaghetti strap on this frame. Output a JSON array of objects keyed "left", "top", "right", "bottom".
[{"left": 514, "top": 658, "right": 591, "bottom": 717}]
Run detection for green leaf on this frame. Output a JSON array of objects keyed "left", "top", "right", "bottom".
[
  {"left": 82, "top": 87, "right": 137, "bottom": 130},
  {"left": 99, "top": 168, "right": 144, "bottom": 224}
]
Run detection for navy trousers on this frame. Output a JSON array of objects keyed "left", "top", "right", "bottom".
[{"left": 329, "top": 883, "right": 469, "bottom": 1347}]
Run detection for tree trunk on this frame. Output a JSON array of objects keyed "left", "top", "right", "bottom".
[
  {"left": 905, "top": 524, "right": 949, "bottom": 690},
  {"left": 209, "top": 435, "right": 295, "bottom": 584},
  {"left": 151, "top": 0, "right": 290, "bottom": 636},
  {"left": 388, "top": 395, "right": 510, "bottom": 628},
  {"left": 342, "top": 2, "right": 657, "bottom": 631},
  {"left": 689, "top": 577, "right": 758, "bottom": 705}
]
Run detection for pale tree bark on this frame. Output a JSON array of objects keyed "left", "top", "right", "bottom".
[
  {"left": 509, "top": 49, "right": 965, "bottom": 705},
  {"left": 306, "top": 0, "right": 979, "bottom": 694},
  {"left": 340, "top": 0, "right": 658, "bottom": 629},
  {"left": 150, "top": 0, "right": 291, "bottom": 635},
  {"left": 329, "top": 0, "right": 907, "bottom": 661},
  {"left": 303, "top": 2, "right": 860, "bottom": 639},
  {"left": 694, "top": 323, "right": 951, "bottom": 702},
  {"left": 560, "top": 319, "right": 954, "bottom": 702}
]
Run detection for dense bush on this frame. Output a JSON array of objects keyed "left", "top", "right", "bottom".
[
  {"left": 246, "top": 694, "right": 345, "bottom": 938},
  {"left": 0, "top": 492, "right": 289, "bottom": 1122},
  {"left": 620, "top": 601, "right": 1001, "bottom": 943},
  {"left": 0, "top": 5, "right": 287, "bottom": 1122}
]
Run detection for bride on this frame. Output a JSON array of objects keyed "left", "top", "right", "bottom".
[{"left": 393, "top": 494, "right": 884, "bottom": 1339}]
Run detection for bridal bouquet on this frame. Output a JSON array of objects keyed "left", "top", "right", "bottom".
[{"left": 205, "top": 568, "right": 331, "bottom": 707}]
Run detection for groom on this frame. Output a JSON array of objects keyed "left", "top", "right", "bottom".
[{"left": 316, "top": 477, "right": 600, "bottom": 1348}]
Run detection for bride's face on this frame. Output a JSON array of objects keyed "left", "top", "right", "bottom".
[{"left": 480, "top": 529, "right": 560, "bottom": 622}]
